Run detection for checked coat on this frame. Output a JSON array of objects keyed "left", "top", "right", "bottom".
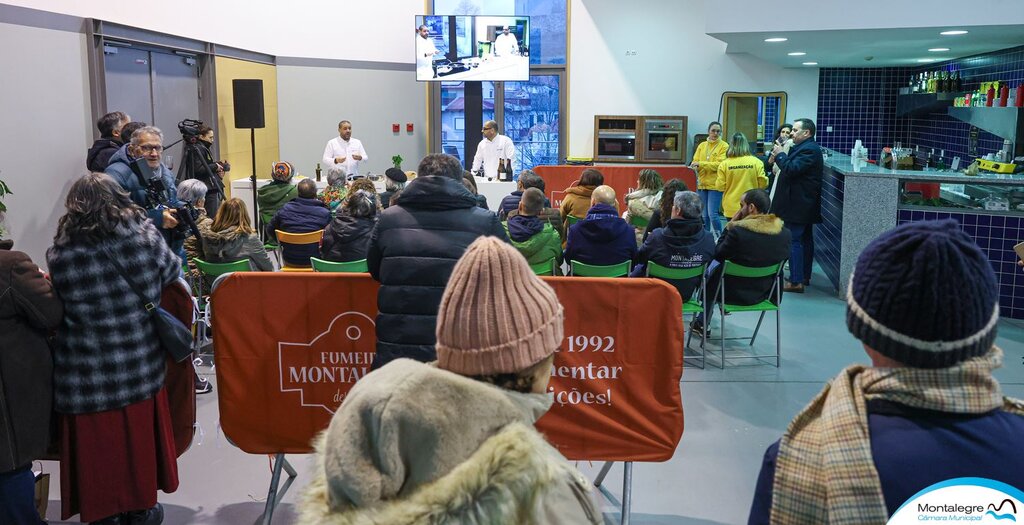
[{"left": 46, "top": 220, "right": 181, "bottom": 414}]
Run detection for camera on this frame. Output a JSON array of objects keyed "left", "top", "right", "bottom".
[
  {"left": 136, "top": 159, "right": 202, "bottom": 241},
  {"left": 178, "top": 118, "right": 203, "bottom": 139}
]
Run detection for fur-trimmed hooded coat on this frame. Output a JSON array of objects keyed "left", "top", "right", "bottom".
[
  {"left": 709, "top": 213, "right": 791, "bottom": 306},
  {"left": 299, "top": 359, "right": 603, "bottom": 525}
]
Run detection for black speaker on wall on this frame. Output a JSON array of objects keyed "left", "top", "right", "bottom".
[{"left": 232, "top": 79, "right": 265, "bottom": 129}]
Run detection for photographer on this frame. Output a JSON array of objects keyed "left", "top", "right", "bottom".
[
  {"left": 105, "top": 125, "right": 187, "bottom": 260},
  {"left": 188, "top": 123, "right": 229, "bottom": 218}
]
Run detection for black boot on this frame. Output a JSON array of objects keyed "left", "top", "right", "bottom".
[
  {"left": 90, "top": 514, "right": 126, "bottom": 525},
  {"left": 125, "top": 503, "right": 163, "bottom": 525}
]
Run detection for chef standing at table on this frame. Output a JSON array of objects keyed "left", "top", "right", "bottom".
[
  {"left": 471, "top": 120, "right": 516, "bottom": 180},
  {"left": 322, "top": 120, "right": 368, "bottom": 178}
]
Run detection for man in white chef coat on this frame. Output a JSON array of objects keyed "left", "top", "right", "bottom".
[
  {"left": 416, "top": 24, "right": 441, "bottom": 79},
  {"left": 471, "top": 120, "right": 516, "bottom": 180},
  {"left": 493, "top": 26, "right": 519, "bottom": 57},
  {"left": 322, "top": 120, "right": 368, "bottom": 178}
]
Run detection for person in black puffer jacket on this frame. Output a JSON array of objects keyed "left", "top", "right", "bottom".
[
  {"left": 86, "top": 111, "right": 129, "bottom": 172},
  {"left": 321, "top": 189, "right": 378, "bottom": 262},
  {"left": 368, "top": 154, "right": 508, "bottom": 369},
  {"left": 630, "top": 190, "right": 715, "bottom": 302}
]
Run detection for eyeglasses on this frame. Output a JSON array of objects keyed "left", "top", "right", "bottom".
[{"left": 139, "top": 144, "right": 164, "bottom": 153}]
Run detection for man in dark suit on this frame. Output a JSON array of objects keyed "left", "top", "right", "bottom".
[{"left": 770, "top": 118, "right": 823, "bottom": 293}]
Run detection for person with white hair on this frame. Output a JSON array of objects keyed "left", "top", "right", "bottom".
[
  {"left": 318, "top": 164, "right": 348, "bottom": 212},
  {"left": 176, "top": 179, "right": 214, "bottom": 274}
]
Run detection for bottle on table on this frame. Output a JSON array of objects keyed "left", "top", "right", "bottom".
[{"left": 315, "top": 162, "right": 322, "bottom": 182}]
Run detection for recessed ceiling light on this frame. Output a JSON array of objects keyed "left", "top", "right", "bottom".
[
  {"left": 802, "top": 62, "right": 818, "bottom": 66},
  {"left": 764, "top": 37, "right": 788, "bottom": 43},
  {"left": 788, "top": 52, "right": 806, "bottom": 56},
  {"left": 917, "top": 58, "right": 937, "bottom": 63},
  {"left": 940, "top": 30, "right": 968, "bottom": 36},
  {"left": 928, "top": 47, "right": 950, "bottom": 52}
]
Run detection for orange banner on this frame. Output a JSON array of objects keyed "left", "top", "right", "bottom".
[{"left": 211, "top": 273, "right": 684, "bottom": 461}]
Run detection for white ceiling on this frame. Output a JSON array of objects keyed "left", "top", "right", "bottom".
[{"left": 709, "top": 25, "right": 1024, "bottom": 68}]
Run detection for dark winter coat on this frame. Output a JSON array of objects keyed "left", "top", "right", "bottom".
[
  {"left": 630, "top": 217, "right": 716, "bottom": 301},
  {"left": 379, "top": 190, "right": 397, "bottom": 209},
  {"left": 186, "top": 140, "right": 223, "bottom": 195},
  {"left": 641, "top": 208, "right": 664, "bottom": 244},
  {"left": 498, "top": 190, "right": 552, "bottom": 220},
  {"left": 367, "top": 176, "right": 508, "bottom": 368},
  {"left": 473, "top": 193, "right": 489, "bottom": 210},
  {"left": 771, "top": 138, "right": 823, "bottom": 225},
  {"left": 320, "top": 214, "right": 377, "bottom": 262},
  {"left": 86, "top": 136, "right": 122, "bottom": 172},
  {"left": 105, "top": 144, "right": 184, "bottom": 254},
  {"left": 0, "top": 243, "right": 63, "bottom": 472},
  {"left": 46, "top": 220, "right": 181, "bottom": 414},
  {"left": 267, "top": 197, "right": 331, "bottom": 266},
  {"left": 748, "top": 399, "right": 1024, "bottom": 523},
  {"left": 564, "top": 203, "right": 637, "bottom": 268},
  {"left": 709, "top": 213, "right": 791, "bottom": 306}
]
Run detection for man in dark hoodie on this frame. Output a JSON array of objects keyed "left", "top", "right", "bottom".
[
  {"left": 367, "top": 154, "right": 508, "bottom": 369},
  {"left": 86, "top": 111, "right": 129, "bottom": 172},
  {"left": 564, "top": 185, "right": 637, "bottom": 268},
  {"left": 498, "top": 170, "right": 551, "bottom": 220},
  {"left": 267, "top": 178, "right": 331, "bottom": 267},
  {"left": 630, "top": 190, "right": 715, "bottom": 301}
]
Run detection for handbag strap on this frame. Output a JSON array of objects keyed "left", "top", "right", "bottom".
[{"left": 99, "top": 246, "right": 158, "bottom": 314}]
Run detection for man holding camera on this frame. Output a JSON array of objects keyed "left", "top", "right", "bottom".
[{"left": 106, "top": 125, "right": 186, "bottom": 258}]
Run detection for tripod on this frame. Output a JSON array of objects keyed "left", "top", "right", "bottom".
[{"left": 170, "top": 136, "right": 225, "bottom": 218}]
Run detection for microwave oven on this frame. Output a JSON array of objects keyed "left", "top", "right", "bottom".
[
  {"left": 640, "top": 117, "right": 688, "bottom": 163},
  {"left": 594, "top": 116, "right": 640, "bottom": 162}
]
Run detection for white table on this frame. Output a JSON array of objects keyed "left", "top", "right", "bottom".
[{"left": 474, "top": 178, "right": 517, "bottom": 212}]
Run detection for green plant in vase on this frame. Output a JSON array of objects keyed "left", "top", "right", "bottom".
[{"left": 391, "top": 155, "right": 403, "bottom": 169}]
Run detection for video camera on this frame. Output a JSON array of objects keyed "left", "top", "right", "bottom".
[
  {"left": 133, "top": 158, "right": 203, "bottom": 241},
  {"left": 178, "top": 118, "right": 204, "bottom": 142}
]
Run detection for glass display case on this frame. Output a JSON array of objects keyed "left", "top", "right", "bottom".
[{"left": 899, "top": 180, "right": 1024, "bottom": 215}]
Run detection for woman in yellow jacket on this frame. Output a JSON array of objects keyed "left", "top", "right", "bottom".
[
  {"left": 690, "top": 121, "right": 728, "bottom": 236},
  {"left": 717, "top": 132, "right": 768, "bottom": 220}
]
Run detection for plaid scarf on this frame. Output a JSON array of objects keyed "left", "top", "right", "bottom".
[{"left": 771, "top": 346, "right": 1024, "bottom": 524}]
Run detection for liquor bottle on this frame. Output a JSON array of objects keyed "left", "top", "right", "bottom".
[
  {"left": 315, "top": 162, "right": 322, "bottom": 182},
  {"left": 953, "top": 70, "right": 963, "bottom": 92},
  {"left": 940, "top": 71, "right": 949, "bottom": 93},
  {"left": 920, "top": 72, "right": 929, "bottom": 92}
]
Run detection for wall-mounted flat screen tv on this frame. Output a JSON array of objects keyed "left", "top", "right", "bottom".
[{"left": 415, "top": 15, "right": 530, "bottom": 82}]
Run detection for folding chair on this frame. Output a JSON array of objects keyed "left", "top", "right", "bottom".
[
  {"left": 275, "top": 229, "right": 324, "bottom": 272},
  {"left": 712, "top": 261, "right": 784, "bottom": 368},
  {"left": 646, "top": 261, "right": 707, "bottom": 369},
  {"left": 570, "top": 259, "right": 630, "bottom": 277},
  {"left": 565, "top": 214, "right": 582, "bottom": 228},
  {"left": 529, "top": 257, "right": 557, "bottom": 276},
  {"left": 310, "top": 257, "right": 369, "bottom": 273},
  {"left": 628, "top": 214, "right": 650, "bottom": 229},
  {"left": 192, "top": 258, "right": 252, "bottom": 365}
]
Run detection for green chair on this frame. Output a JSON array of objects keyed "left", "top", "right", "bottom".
[
  {"left": 310, "top": 257, "right": 369, "bottom": 273},
  {"left": 570, "top": 259, "right": 630, "bottom": 277},
  {"left": 566, "top": 215, "right": 582, "bottom": 228},
  {"left": 192, "top": 258, "right": 252, "bottom": 361},
  {"left": 629, "top": 214, "right": 650, "bottom": 229},
  {"left": 529, "top": 258, "right": 557, "bottom": 276},
  {"left": 713, "top": 261, "right": 784, "bottom": 368},
  {"left": 646, "top": 261, "right": 707, "bottom": 369}
]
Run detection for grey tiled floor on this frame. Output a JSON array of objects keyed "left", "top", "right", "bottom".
[{"left": 40, "top": 271, "right": 1024, "bottom": 524}]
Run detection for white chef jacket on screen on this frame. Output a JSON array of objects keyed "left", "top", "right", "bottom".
[
  {"left": 416, "top": 36, "right": 439, "bottom": 79},
  {"left": 322, "top": 137, "right": 368, "bottom": 178},
  {"left": 471, "top": 134, "right": 516, "bottom": 179},
  {"left": 494, "top": 33, "right": 519, "bottom": 56}
]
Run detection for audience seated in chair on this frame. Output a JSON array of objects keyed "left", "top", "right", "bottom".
[
  {"left": 202, "top": 198, "right": 274, "bottom": 273},
  {"left": 504, "top": 188, "right": 563, "bottom": 274},
  {"left": 748, "top": 220, "right": 1024, "bottom": 524},
  {"left": 347, "top": 178, "right": 382, "bottom": 211},
  {"left": 559, "top": 168, "right": 606, "bottom": 229},
  {"left": 564, "top": 185, "right": 637, "bottom": 267},
  {"left": 320, "top": 189, "right": 378, "bottom": 263},
  {"left": 630, "top": 190, "right": 715, "bottom": 300},
  {"left": 317, "top": 165, "right": 348, "bottom": 212},
  {"left": 498, "top": 170, "right": 551, "bottom": 220},
  {"left": 623, "top": 168, "right": 664, "bottom": 225},
  {"left": 691, "top": 189, "right": 790, "bottom": 336},
  {"left": 177, "top": 179, "right": 214, "bottom": 283},
  {"left": 266, "top": 178, "right": 331, "bottom": 267},
  {"left": 642, "top": 179, "right": 689, "bottom": 244},
  {"left": 378, "top": 168, "right": 407, "bottom": 210},
  {"left": 257, "top": 161, "right": 299, "bottom": 228},
  {"left": 462, "top": 172, "right": 489, "bottom": 210}
]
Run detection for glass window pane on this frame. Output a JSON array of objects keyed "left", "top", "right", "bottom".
[
  {"left": 440, "top": 81, "right": 495, "bottom": 163},
  {"left": 504, "top": 74, "right": 560, "bottom": 172},
  {"left": 431, "top": 0, "right": 566, "bottom": 66}
]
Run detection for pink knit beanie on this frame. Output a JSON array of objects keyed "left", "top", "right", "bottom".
[{"left": 436, "top": 236, "right": 564, "bottom": 376}]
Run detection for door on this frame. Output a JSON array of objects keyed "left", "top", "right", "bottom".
[
  {"left": 151, "top": 52, "right": 200, "bottom": 171},
  {"left": 104, "top": 47, "right": 154, "bottom": 128}
]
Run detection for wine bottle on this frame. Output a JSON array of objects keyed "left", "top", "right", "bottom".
[{"left": 315, "top": 162, "right": 322, "bottom": 182}]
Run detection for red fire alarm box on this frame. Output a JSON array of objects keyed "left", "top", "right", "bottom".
[
  {"left": 392, "top": 124, "right": 400, "bottom": 133},
  {"left": 406, "top": 123, "right": 414, "bottom": 133}
]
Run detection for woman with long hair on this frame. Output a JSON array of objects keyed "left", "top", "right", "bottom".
[
  {"left": 717, "top": 132, "right": 768, "bottom": 223},
  {"left": 46, "top": 172, "right": 181, "bottom": 524},
  {"left": 641, "top": 178, "right": 689, "bottom": 243},
  {"left": 690, "top": 121, "right": 728, "bottom": 237},
  {"left": 202, "top": 198, "right": 275, "bottom": 272}
]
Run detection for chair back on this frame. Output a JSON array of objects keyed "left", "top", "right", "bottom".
[
  {"left": 570, "top": 259, "right": 630, "bottom": 277},
  {"left": 646, "top": 261, "right": 704, "bottom": 280},
  {"left": 723, "top": 261, "right": 781, "bottom": 279},
  {"left": 275, "top": 229, "right": 324, "bottom": 246},
  {"left": 529, "top": 258, "right": 557, "bottom": 276},
  {"left": 629, "top": 214, "right": 650, "bottom": 229},
  {"left": 566, "top": 215, "right": 581, "bottom": 227},
  {"left": 194, "top": 258, "right": 252, "bottom": 277},
  {"left": 310, "top": 257, "right": 369, "bottom": 273}
]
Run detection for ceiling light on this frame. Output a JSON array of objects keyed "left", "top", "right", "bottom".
[
  {"left": 764, "top": 37, "right": 788, "bottom": 43},
  {"left": 802, "top": 62, "right": 818, "bottom": 66},
  {"left": 788, "top": 52, "right": 806, "bottom": 56},
  {"left": 928, "top": 47, "right": 950, "bottom": 52},
  {"left": 940, "top": 30, "right": 968, "bottom": 35},
  {"left": 917, "top": 58, "right": 937, "bottom": 63}
]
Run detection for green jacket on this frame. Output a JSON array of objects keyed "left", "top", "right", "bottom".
[
  {"left": 504, "top": 222, "right": 563, "bottom": 269},
  {"left": 257, "top": 180, "right": 298, "bottom": 224}
]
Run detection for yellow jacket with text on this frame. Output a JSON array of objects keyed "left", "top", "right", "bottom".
[
  {"left": 692, "top": 139, "right": 729, "bottom": 190},
  {"left": 716, "top": 154, "right": 768, "bottom": 217}
]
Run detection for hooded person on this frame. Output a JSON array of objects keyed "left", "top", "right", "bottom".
[
  {"left": 503, "top": 187, "right": 562, "bottom": 271},
  {"left": 748, "top": 219, "right": 1024, "bottom": 524},
  {"left": 299, "top": 236, "right": 603, "bottom": 525},
  {"left": 630, "top": 190, "right": 715, "bottom": 300},
  {"left": 564, "top": 185, "right": 637, "bottom": 267},
  {"left": 257, "top": 161, "right": 300, "bottom": 227}
]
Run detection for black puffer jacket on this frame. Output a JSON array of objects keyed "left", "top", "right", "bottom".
[
  {"left": 86, "top": 136, "right": 122, "bottom": 172},
  {"left": 367, "top": 176, "right": 508, "bottom": 368},
  {"left": 708, "top": 213, "right": 791, "bottom": 306},
  {"left": 321, "top": 214, "right": 376, "bottom": 262}
]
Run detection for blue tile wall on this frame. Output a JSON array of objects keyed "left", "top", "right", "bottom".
[
  {"left": 897, "top": 209, "right": 1024, "bottom": 320},
  {"left": 817, "top": 45, "right": 1024, "bottom": 165},
  {"left": 815, "top": 170, "right": 844, "bottom": 291}
]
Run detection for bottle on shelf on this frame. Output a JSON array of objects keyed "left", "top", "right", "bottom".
[
  {"left": 919, "top": 72, "right": 928, "bottom": 93},
  {"left": 986, "top": 84, "right": 996, "bottom": 107},
  {"left": 941, "top": 71, "right": 950, "bottom": 93},
  {"left": 315, "top": 162, "right": 322, "bottom": 182},
  {"left": 953, "top": 70, "right": 963, "bottom": 92}
]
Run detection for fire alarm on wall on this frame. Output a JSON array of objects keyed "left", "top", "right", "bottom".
[
  {"left": 392, "top": 124, "right": 400, "bottom": 133},
  {"left": 406, "top": 123, "right": 414, "bottom": 133}
]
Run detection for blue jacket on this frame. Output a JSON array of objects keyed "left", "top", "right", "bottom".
[
  {"left": 498, "top": 190, "right": 552, "bottom": 219},
  {"left": 267, "top": 197, "right": 331, "bottom": 266},
  {"left": 105, "top": 145, "right": 184, "bottom": 255},
  {"left": 630, "top": 217, "right": 715, "bottom": 301},
  {"left": 771, "top": 138, "right": 823, "bottom": 224},
  {"left": 748, "top": 399, "right": 1024, "bottom": 523},
  {"left": 564, "top": 203, "right": 637, "bottom": 267}
]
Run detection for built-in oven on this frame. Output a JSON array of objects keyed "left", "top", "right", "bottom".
[
  {"left": 594, "top": 116, "right": 639, "bottom": 161},
  {"left": 641, "top": 117, "right": 688, "bottom": 163}
]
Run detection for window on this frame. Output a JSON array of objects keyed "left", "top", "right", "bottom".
[
  {"left": 440, "top": 81, "right": 495, "bottom": 162},
  {"left": 504, "top": 74, "right": 560, "bottom": 171}
]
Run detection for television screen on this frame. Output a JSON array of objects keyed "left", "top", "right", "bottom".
[{"left": 415, "top": 15, "right": 530, "bottom": 82}]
